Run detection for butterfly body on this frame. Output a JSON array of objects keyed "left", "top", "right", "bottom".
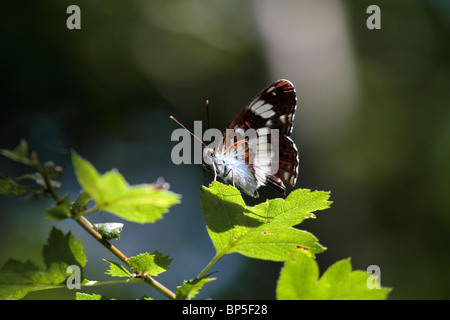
[
  {"left": 205, "top": 144, "right": 260, "bottom": 197},
  {"left": 204, "top": 79, "right": 299, "bottom": 198}
]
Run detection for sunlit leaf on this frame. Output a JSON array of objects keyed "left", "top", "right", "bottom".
[
  {"left": 104, "top": 259, "right": 132, "bottom": 278},
  {"left": 76, "top": 293, "right": 106, "bottom": 300},
  {"left": 71, "top": 151, "right": 181, "bottom": 224},
  {"left": 176, "top": 277, "right": 216, "bottom": 300},
  {"left": 128, "top": 252, "right": 172, "bottom": 277},
  {"left": 277, "top": 253, "right": 391, "bottom": 300},
  {"left": 200, "top": 182, "right": 330, "bottom": 261}
]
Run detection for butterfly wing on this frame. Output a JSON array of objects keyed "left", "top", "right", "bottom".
[
  {"left": 228, "top": 79, "right": 297, "bottom": 135},
  {"left": 216, "top": 79, "right": 299, "bottom": 196}
]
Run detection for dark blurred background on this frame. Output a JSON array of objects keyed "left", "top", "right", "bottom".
[{"left": 0, "top": 0, "right": 449, "bottom": 299}]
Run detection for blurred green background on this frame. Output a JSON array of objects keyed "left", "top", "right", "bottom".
[{"left": 1, "top": 0, "right": 449, "bottom": 299}]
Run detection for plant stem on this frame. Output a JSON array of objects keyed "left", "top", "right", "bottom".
[
  {"left": 196, "top": 252, "right": 225, "bottom": 280},
  {"left": 75, "top": 215, "right": 176, "bottom": 300},
  {"left": 76, "top": 216, "right": 129, "bottom": 264},
  {"left": 37, "top": 278, "right": 145, "bottom": 293},
  {"left": 30, "top": 151, "right": 62, "bottom": 202},
  {"left": 82, "top": 278, "right": 144, "bottom": 287}
]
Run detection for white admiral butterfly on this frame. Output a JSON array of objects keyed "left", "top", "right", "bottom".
[{"left": 203, "top": 79, "right": 299, "bottom": 198}]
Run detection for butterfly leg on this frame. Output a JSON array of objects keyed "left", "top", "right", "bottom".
[
  {"left": 228, "top": 168, "right": 235, "bottom": 187},
  {"left": 223, "top": 165, "right": 235, "bottom": 187},
  {"left": 232, "top": 170, "right": 235, "bottom": 187},
  {"left": 212, "top": 161, "right": 217, "bottom": 181}
]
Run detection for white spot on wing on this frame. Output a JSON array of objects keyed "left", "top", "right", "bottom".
[
  {"left": 250, "top": 100, "right": 264, "bottom": 112},
  {"left": 257, "top": 103, "right": 273, "bottom": 113},
  {"left": 266, "top": 86, "right": 276, "bottom": 93},
  {"left": 280, "top": 114, "right": 293, "bottom": 124},
  {"left": 260, "top": 110, "right": 275, "bottom": 119}
]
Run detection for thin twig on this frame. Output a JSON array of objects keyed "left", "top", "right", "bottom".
[
  {"left": 30, "top": 151, "right": 62, "bottom": 202},
  {"left": 75, "top": 216, "right": 176, "bottom": 299},
  {"left": 196, "top": 252, "right": 224, "bottom": 281}
]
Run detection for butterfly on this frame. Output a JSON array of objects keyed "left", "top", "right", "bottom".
[{"left": 203, "top": 79, "right": 299, "bottom": 198}]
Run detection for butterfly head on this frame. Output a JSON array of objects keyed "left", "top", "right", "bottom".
[
  {"left": 203, "top": 147, "right": 225, "bottom": 177},
  {"left": 204, "top": 147, "right": 215, "bottom": 159}
]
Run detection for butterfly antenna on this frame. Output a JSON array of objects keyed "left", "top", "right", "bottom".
[
  {"left": 169, "top": 116, "right": 207, "bottom": 148},
  {"left": 206, "top": 99, "right": 210, "bottom": 130},
  {"left": 170, "top": 115, "right": 211, "bottom": 186}
]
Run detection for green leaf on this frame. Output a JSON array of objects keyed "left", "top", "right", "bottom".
[
  {"left": 176, "top": 277, "right": 216, "bottom": 300},
  {"left": 251, "top": 188, "right": 331, "bottom": 227},
  {"left": 316, "top": 259, "right": 391, "bottom": 299},
  {"left": 45, "top": 195, "right": 72, "bottom": 221},
  {"left": 0, "top": 175, "right": 27, "bottom": 196},
  {"left": 76, "top": 292, "right": 106, "bottom": 300},
  {"left": 0, "top": 227, "right": 87, "bottom": 299},
  {"left": 71, "top": 190, "right": 92, "bottom": 217},
  {"left": 276, "top": 254, "right": 392, "bottom": 300},
  {"left": 94, "top": 223, "right": 124, "bottom": 240},
  {"left": 0, "top": 139, "right": 34, "bottom": 166},
  {"left": 104, "top": 259, "right": 132, "bottom": 278},
  {"left": 42, "top": 227, "right": 87, "bottom": 284},
  {"left": 71, "top": 151, "right": 181, "bottom": 224},
  {"left": 0, "top": 260, "right": 62, "bottom": 299},
  {"left": 128, "top": 252, "right": 172, "bottom": 276},
  {"left": 276, "top": 253, "right": 319, "bottom": 300},
  {"left": 200, "top": 182, "right": 330, "bottom": 261}
]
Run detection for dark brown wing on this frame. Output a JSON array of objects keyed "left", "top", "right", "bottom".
[
  {"left": 228, "top": 79, "right": 297, "bottom": 136},
  {"left": 274, "top": 135, "right": 299, "bottom": 186},
  {"left": 217, "top": 79, "right": 299, "bottom": 195},
  {"left": 260, "top": 133, "right": 298, "bottom": 195}
]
